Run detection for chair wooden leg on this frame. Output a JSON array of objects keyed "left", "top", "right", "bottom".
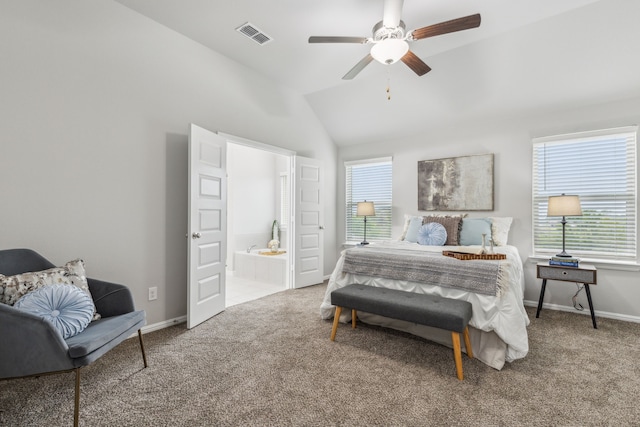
[
  {"left": 74, "top": 367, "right": 81, "bottom": 427},
  {"left": 330, "top": 306, "right": 342, "bottom": 341},
  {"left": 463, "top": 326, "right": 474, "bottom": 359},
  {"left": 451, "top": 332, "right": 464, "bottom": 380},
  {"left": 351, "top": 309, "right": 357, "bottom": 328},
  {"left": 138, "top": 329, "right": 148, "bottom": 368}
]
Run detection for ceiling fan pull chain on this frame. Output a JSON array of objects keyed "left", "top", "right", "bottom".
[{"left": 386, "top": 74, "right": 391, "bottom": 101}]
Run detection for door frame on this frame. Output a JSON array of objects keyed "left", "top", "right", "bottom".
[{"left": 218, "top": 132, "right": 296, "bottom": 289}]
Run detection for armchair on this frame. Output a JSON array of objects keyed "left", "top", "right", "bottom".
[{"left": 0, "top": 248, "right": 147, "bottom": 426}]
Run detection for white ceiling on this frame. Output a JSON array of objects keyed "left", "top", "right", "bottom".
[{"left": 114, "top": 0, "right": 640, "bottom": 146}]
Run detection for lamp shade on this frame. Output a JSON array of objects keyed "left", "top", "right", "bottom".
[
  {"left": 370, "top": 39, "right": 409, "bottom": 65},
  {"left": 547, "top": 194, "right": 582, "bottom": 217},
  {"left": 356, "top": 201, "right": 375, "bottom": 217}
]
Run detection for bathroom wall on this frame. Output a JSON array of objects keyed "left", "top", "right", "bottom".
[{"left": 227, "top": 143, "right": 289, "bottom": 271}]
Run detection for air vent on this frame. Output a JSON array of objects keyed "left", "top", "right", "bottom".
[{"left": 236, "top": 22, "right": 273, "bottom": 45}]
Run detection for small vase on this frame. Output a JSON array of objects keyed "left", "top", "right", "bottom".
[{"left": 481, "top": 233, "right": 487, "bottom": 254}]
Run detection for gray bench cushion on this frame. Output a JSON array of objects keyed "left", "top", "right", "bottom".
[{"left": 331, "top": 284, "right": 472, "bottom": 333}]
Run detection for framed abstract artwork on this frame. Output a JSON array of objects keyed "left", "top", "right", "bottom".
[{"left": 418, "top": 153, "right": 494, "bottom": 211}]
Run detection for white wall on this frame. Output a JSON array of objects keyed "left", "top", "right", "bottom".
[
  {"left": 0, "top": 0, "right": 338, "bottom": 326},
  {"left": 338, "top": 95, "right": 640, "bottom": 321}
]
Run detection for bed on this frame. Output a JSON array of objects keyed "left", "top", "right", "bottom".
[{"left": 320, "top": 240, "right": 529, "bottom": 370}]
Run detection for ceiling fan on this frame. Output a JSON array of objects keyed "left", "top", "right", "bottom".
[{"left": 309, "top": 0, "right": 481, "bottom": 80}]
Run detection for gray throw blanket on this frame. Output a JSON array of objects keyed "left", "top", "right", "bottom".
[{"left": 342, "top": 247, "right": 503, "bottom": 296}]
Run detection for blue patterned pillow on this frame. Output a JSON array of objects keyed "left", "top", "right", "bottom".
[
  {"left": 417, "top": 222, "right": 448, "bottom": 246},
  {"left": 14, "top": 283, "right": 94, "bottom": 339}
]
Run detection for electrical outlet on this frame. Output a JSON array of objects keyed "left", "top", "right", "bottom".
[{"left": 148, "top": 287, "right": 158, "bottom": 301}]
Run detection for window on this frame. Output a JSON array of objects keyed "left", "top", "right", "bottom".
[
  {"left": 532, "top": 126, "right": 638, "bottom": 262},
  {"left": 345, "top": 157, "right": 392, "bottom": 242}
]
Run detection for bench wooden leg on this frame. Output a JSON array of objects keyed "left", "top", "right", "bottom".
[
  {"left": 352, "top": 309, "right": 357, "bottom": 328},
  {"left": 463, "top": 326, "right": 473, "bottom": 359},
  {"left": 330, "top": 306, "right": 342, "bottom": 341},
  {"left": 451, "top": 331, "right": 464, "bottom": 380}
]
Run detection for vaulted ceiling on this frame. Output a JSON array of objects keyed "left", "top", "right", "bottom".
[{"left": 115, "top": 0, "right": 640, "bottom": 146}]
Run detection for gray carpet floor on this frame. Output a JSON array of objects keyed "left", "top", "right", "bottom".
[{"left": 1, "top": 282, "right": 639, "bottom": 426}]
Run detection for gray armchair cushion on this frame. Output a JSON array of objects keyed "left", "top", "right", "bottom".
[{"left": 66, "top": 311, "right": 145, "bottom": 359}]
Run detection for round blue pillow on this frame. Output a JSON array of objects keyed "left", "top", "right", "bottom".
[
  {"left": 14, "top": 283, "right": 94, "bottom": 339},
  {"left": 417, "top": 222, "right": 448, "bottom": 246}
]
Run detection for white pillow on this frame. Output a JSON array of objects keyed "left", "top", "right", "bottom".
[{"left": 490, "top": 217, "right": 513, "bottom": 246}]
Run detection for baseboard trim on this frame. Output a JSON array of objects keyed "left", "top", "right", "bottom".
[
  {"left": 523, "top": 300, "right": 640, "bottom": 324},
  {"left": 140, "top": 316, "right": 187, "bottom": 334}
]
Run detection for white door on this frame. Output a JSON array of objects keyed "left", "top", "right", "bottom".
[
  {"left": 293, "top": 156, "right": 324, "bottom": 288},
  {"left": 187, "top": 124, "right": 227, "bottom": 329}
]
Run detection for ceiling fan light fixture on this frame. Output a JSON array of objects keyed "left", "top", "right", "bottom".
[{"left": 370, "top": 39, "right": 408, "bottom": 65}]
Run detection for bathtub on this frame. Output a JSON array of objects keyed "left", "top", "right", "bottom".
[{"left": 234, "top": 249, "right": 288, "bottom": 286}]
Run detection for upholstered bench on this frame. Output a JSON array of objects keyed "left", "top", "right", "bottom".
[{"left": 330, "top": 284, "right": 473, "bottom": 380}]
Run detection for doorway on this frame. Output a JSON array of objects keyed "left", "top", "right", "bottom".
[
  {"left": 225, "top": 139, "right": 293, "bottom": 307},
  {"left": 188, "top": 126, "right": 324, "bottom": 328}
]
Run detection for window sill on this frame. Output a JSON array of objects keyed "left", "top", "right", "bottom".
[
  {"left": 527, "top": 255, "right": 640, "bottom": 271},
  {"left": 342, "top": 241, "right": 386, "bottom": 248},
  {"left": 342, "top": 241, "right": 366, "bottom": 249}
]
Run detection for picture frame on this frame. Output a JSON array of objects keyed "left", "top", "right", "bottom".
[{"left": 418, "top": 153, "right": 494, "bottom": 211}]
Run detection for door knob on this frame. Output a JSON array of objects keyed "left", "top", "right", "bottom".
[
  {"left": 192, "top": 232, "right": 202, "bottom": 239},
  {"left": 319, "top": 225, "right": 325, "bottom": 230}
]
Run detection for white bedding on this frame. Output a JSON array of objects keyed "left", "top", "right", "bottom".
[{"left": 320, "top": 241, "right": 530, "bottom": 370}]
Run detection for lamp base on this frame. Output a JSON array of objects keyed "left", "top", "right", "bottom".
[{"left": 555, "top": 251, "right": 572, "bottom": 258}]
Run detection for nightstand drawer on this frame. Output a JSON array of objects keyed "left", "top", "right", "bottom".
[{"left": 537, "top": 264, "right": 596, "bottom": 284}]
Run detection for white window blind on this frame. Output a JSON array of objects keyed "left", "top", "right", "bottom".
[
  {"left": 345, "top": 157, "right": 392, "bottom": 242},
  {"left": 532, "top": 126, "right": 638, "bottom": 261}
]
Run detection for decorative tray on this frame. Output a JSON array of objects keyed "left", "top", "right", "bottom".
[
  {"left": 259, "top": 250, "right": 287, "bottom": 256},
  {"left": 442, "top": 250, "right": 506, "bottom": 261}
]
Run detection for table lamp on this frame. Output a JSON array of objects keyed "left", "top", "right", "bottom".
[
  {"left": 547, "top": 194, "right": 582, "bottom": 258},
  {"left": 356, "top": 201, "right": 375, "bottom": 245}
]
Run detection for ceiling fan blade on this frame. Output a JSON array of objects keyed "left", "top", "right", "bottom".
[
  {"left": 401, "top": 50, "right": 431, "bottom": 76},
  {"left": 342, "top": 54, "right": 374, "bottom": 80},
  {"left": 308, "top": 36, "right": 368, "bottom": 44},
  {"left": 382, "top": 0, "right": 404, "bottom": 28},
  {"left": 411, "top": 13, "right": 481, "bottom": 40}
]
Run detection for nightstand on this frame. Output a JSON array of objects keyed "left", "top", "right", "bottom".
[{"left": 536, "top": 262, "right": 598, "bottom": 328}]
